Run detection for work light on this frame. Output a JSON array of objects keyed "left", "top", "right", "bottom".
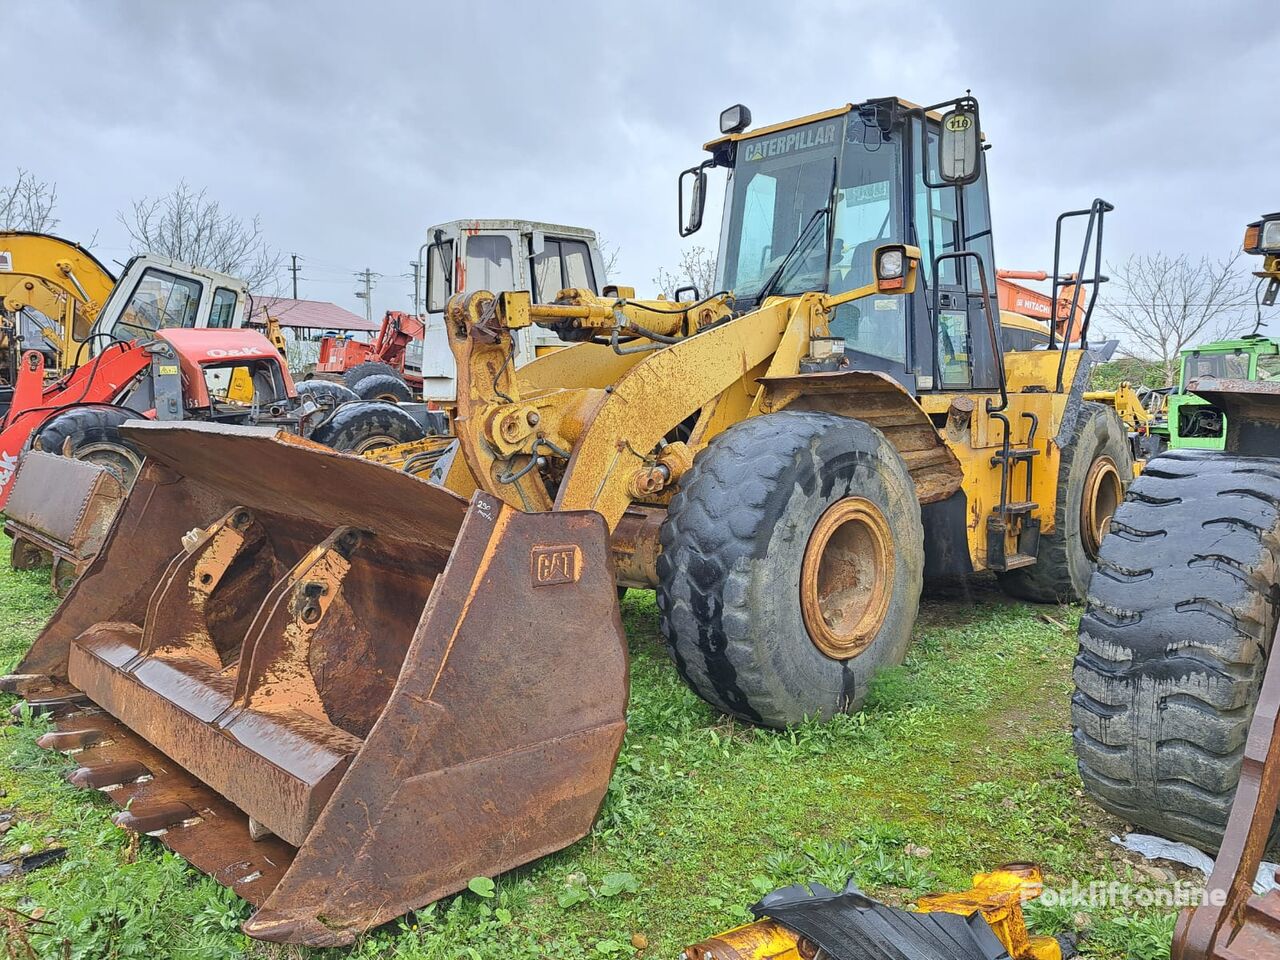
[
  {"left": 877, "top": 248, "right": 904, "bottom": 281},
  {"left": 720, "top": 104, "right": 752, "bottom": 134}
]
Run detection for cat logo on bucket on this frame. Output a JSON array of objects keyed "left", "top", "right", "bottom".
[{"left": 531, "top": 544, "right": 581, "bottom": 586}]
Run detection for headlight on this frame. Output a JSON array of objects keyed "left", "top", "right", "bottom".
[
  {"left": 877, "top": 249, "right": 904, "bottom": 280},
  {"left": 719, "top": 104, "right": 752, "bottom": 135},
  {"left": 1263, "top": 218, "right": 1280, "bottom": 253}
]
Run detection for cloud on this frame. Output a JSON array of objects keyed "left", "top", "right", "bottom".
[{"left": 6, "top": 0, "right": 1278, "bottom": 318}]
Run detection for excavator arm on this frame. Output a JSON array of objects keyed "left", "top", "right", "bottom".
[{"left": 0, "top": 232, "right": 116, "bottom": 370}]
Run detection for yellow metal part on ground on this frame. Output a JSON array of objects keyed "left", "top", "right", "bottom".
[
  {"left": 684, "top": 865, "right": 1062, "bottom": 960},
  {"left": 918, "top": 865, "right": 1064, "bottom": 960},
  {"left": 0, "top": 232, "right": 116, "bottom": 372}
]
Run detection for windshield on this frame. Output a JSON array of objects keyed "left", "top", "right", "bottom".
[
  {"left": 1183, "top": 350, "right": 1250, "bottom": 387},
  {"left": 718, "top": 113, "right": 905, "bottom": 304},
  {"left": 718, "top": 118, "right": 842, "bottom": 299}
]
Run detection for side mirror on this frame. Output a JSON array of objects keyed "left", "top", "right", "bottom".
[
  {"left": 938, "top": 106, "right": 981, "bottom": 185},
  {"left": 679, "top": 165, "right": 708, "bottom": 238}
]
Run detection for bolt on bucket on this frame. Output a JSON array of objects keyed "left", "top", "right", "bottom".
[{"left": 1, "top": 421, "right": 629, "bottom": 946}]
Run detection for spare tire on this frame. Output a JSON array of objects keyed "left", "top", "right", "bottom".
[
  {"left": 306, "top": 401, "right": 425, "bottom": 455},
  {"left": 352, "top": 372, "right": 413, "bottom": 403},
  {"left": 1074, "top": 449, "right": 1280, "bottom": 851},
  {"left": 342, "top": 361, "right": 399, "bottom": 392},
  {"left": 29, "top": 405, "right": 145, "bottom": 487}
]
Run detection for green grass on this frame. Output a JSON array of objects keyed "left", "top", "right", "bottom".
[{"left": 0, "top": 543, "right": 1180, "bottom": 959}]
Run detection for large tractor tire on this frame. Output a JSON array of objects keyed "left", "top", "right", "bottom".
[
  {"left": 29, "top": 405, "right": 145, "bottom": 487},
  {"left": 342, "top": 361, "right": 399, "bottom": 392},
  {"left": 352, "top": 372, "right": 413, "bottom": 403},
  {"left": 998, "top": 401, "right": 1132, "bottom": 603},
  {"left": 295, "top": 379, "right": 359, "bottom": 410},
  {"left": 1073, "top": 450, "right": 1280, "bottom": 851},
  {"left": 307, "top": 401, "right": 425, "bottom": 455},
  {"left": 657, "top": 411, "right": 924, "bottom": 728}
]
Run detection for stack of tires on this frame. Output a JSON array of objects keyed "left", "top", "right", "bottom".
[{"left": 342, "top": 361, "right": 414, "bottom": 403}]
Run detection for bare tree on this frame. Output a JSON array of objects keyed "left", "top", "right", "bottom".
[
  {"left": 596, "top": 234, "right": 622, "bottom": 282},
  {"left": 1099, "top": 251, "right": 1258, "bottom": 386},
  {"left": 653, "top": 245, "right": 717, "bottom": 299},
  {"left": 118, "top": 181, "right": 283, "bottom": 292},
  {"left": 0, "top": 169, "right": 59, "bottom": 232}
]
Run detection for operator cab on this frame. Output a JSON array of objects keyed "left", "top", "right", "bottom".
[
  {"left": 84, "top": 255, "right": 249, "bottom": 363},
  {"left": 680, "top": 96, "right": 1107, "bottom": 399}
]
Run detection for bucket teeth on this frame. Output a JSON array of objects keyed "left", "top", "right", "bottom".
[
  {"left": 12, "top": 694, "right": 91, "bottom": 719},
  {"left": 69, "top": 759, "right": 151, "bottom": 789},
  {"left": 10, "top": 425, "right": 631, "bottom": 946},
  {"left": 112, "top": 799, "right": 197, "bottom": 834},
  {"left": 36, "top": 728, "right": 106, "bottom": 751}
]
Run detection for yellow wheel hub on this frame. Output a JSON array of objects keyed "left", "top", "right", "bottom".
[{"left": 800, "top": 497, "right": 894, "bottom": 660}]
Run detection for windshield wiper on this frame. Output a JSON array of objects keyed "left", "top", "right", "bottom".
[
  {"left": 756, "top": 158, "right": 840, "bottom": 303},
  {"left": 756, "top": 207, "right": 829, "bottom": 303}
]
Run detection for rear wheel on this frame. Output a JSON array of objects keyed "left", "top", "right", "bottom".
[
  {"left": 295, "top": 380, "right": 359, "bottom": 410},
  {"left": 352, "top": 372, "right": 413, "bottom": 403},
  {"left": 306, "top": 401, "right": 425, "bottom": 455},
  {"left": 343, "top": 361, "right": 399, "bottom": 392},
  {"left": 657, "top": 411, "right": 924, "bottom": 728},
  {"left": 30, "top": 405, "right": 144, "bottom": 487},
  {"left": 1074, "top": 450, "right": 1280, "bottom": 850},
  {"left": 998, "top": 402, "right": 1133, "bottom": 602}
]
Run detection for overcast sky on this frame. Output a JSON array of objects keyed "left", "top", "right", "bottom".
[{"left": 8, "top": 1, "right": 1279, "bottom": 322}]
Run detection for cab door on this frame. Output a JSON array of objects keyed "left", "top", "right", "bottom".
[{"left": 912, "top": 122, "right": 1000, "bottom": 392}]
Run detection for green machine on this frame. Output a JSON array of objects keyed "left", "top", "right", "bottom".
[{"left": 1163, "top": 335, "right": 1280, "bottom": 449}]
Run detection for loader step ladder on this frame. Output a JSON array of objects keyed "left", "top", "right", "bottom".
[{"left": 986, "top": 411, "right": 1040, "bottom": 571}]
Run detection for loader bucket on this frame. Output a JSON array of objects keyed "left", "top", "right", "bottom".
[
  {"left": 1, "top": 422, "right": 629, "bottom": 946},
  {"left": 4, "top": 451, "right": 126, "bottom": 595}
]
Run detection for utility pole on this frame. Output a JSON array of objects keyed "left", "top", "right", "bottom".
[
  {"left": 354, "top": 268, "right": 378, "bottom": 324},
  {"left": 409, "top": 260, "right": 422, "bottom": 315},
  {"left": 289, "top": 254, "right": 302, "bottom": 299}
]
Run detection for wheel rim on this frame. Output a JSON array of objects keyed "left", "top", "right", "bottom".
[
  {"left": 350, "top": 434, "right": 398, "bottom": 455},
  {"left": 370, "top": 391, "right": 403, "bottom": 402},
  {"left": 75, "top": 442, "right": 142, "bottom": 486},
  {"left": 1081, "top": 455, "right": 1122, "bottom": 559},
  {"left": 800, "top": 497, "right": 895, "bottom": 660}
]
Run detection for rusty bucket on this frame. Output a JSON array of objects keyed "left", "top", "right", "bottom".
[
  {"left": 4, "top": 451, "right": 126, "bottom": 595},
  {"left": 2, "top": 422, "right": 628, "bottom": 946}
]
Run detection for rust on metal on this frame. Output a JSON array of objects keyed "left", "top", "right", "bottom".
[
  {"left": 3, "top": 451, "right": 126, "bottom": 595},
  {"left": 757, "top": 370, "right": 964, "bottom": 504},
  {"left": 6, "top": 422, "right": 629, "bottom": 947},
  {"left": 1079, "top": 455, "right": 1122, "bottom": 559},
  {"left": 1173, "top": 619, "right": 1280, "bottom": 960},
  {"left": 800, "top": 496, "right": 895, "bottom": 660},
  {"left": 610, "top": 506, "right": 665, "bottom": 589}
]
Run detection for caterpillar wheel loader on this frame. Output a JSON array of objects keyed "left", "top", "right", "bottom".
[
  {"left": 2, "top": 94, "right": 1131, "bottom": 945},
  {"left": 1070, "top": 213, "right": 1280, "bottom": 960}
]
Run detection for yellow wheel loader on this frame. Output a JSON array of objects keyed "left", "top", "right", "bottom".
[{"left": 2, "top": 94, "right": 1131, "bottom": 945}]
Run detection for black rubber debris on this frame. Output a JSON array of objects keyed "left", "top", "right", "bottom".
[
  {"left": 0, "top": 847, "right": 68, "bottom": 880},
  {"left": 753, "top": 880, "right": 1012, "bottom": 960}
]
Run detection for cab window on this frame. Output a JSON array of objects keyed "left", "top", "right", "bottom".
[
  {"left": 209, "top": 287, "right": 239, "bottom": 328},
  {"left": 425, "top": 239, "right": 455, "bottom": 312},
  {"left": 112, "top": 268, "right": 202, "bottom": 340},
  {"left": 531, "top": 238, "right": 597, "bottom": 301},
  {"left": 464, "top": 235, "right": 515, "bottom": 293}
]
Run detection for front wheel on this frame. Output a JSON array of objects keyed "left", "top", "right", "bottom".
[
  {"left": 657, "top": 411, "right": 924, "bottom": 728},
  {"left": 29, "top": 405, "right": 144, "bottom": 487}
]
